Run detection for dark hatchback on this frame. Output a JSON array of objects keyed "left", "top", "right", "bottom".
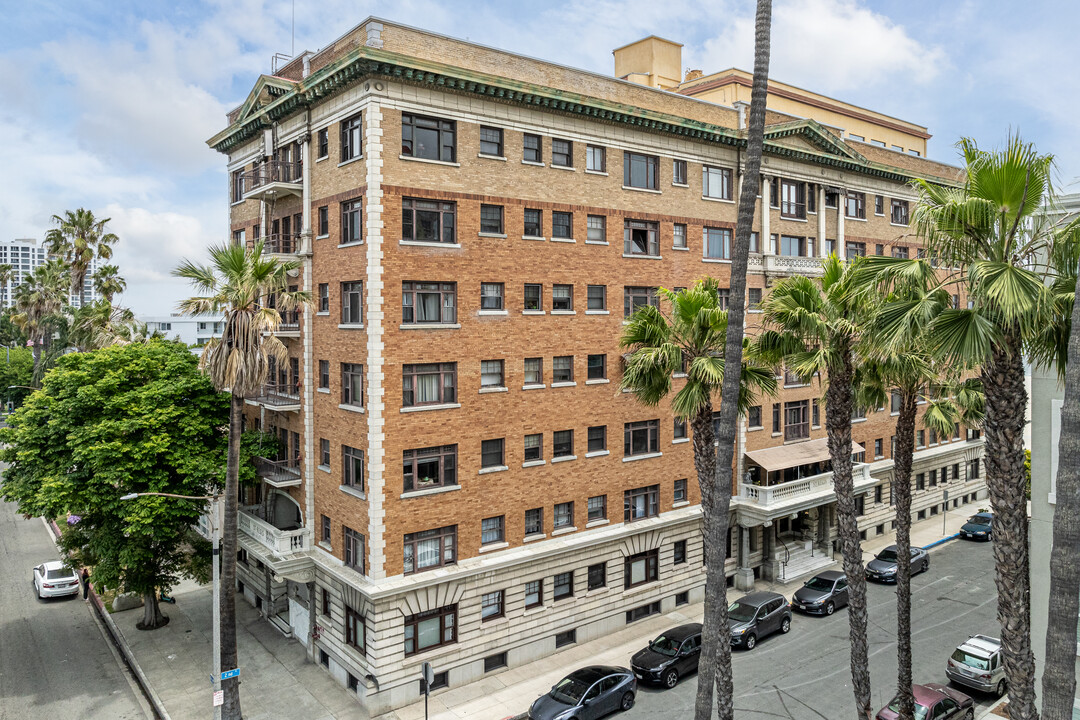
[
  {"left": 728, "top": 591, "right": 792, "bottom": 650},
  {"left": 876, "top": 682, "right": 974, "bottom": 720},
  {"left": 866, "top": 545, "right": 929, "bottom": 583},
  {"left": 791, "top": 570, "right": 849, "bottom": 616},
  {"left": 528, "top": 666, "right": 636, "bottom": 720},
  {"left": 630, "top": 623, "right": 702, "bottom": 688},
  {"left": 959, "top": 512, "right": 993, "bottom": 541}
]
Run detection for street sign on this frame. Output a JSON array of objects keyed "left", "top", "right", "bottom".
[
  {"left": 943, "top": 490, "right": 949, "bottom": 502},
  {"left": 213, "top": 691, "right": 224, "bottom": 707},
  {"left": 221, "top": 668, "right": 240, "bottom": 680}
]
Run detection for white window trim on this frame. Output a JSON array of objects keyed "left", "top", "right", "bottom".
[
  {"left": 585, "top": 450, "right": 610, "bottom": 458},
  {"left": 399, "top": 240, "right": 462, "bottom": 249},
  {"left": 399, "top": 323, "right": 461, "bottom": 330},
  {"left": 478, "top": 465, "right": 509, "bottom": 475},
  {"left": 551, "top": 381, "right": 577, "bottom": 388},
  {"left": 585, "top": 378, "right": 610, "bottom": 385},
  {"left": 338, "top": 323, "right": 365, "bottom": 330},
  {"left": 478, "top": 232, "right": 508, "bottom": 239},
  {"left": 522, "top": 235, "right": 547, "bottom": 242},
  {"left": 621, "top": 254, "right": 663, "bottom": 260},
  {"left": 478, "top": 153, "right": 507, "bottom": 161},
  {"left": 551, "top": 455, "right": 577, "bottom": 464},
  {"left": 623, "top": 452, "right": 663, "bottom": 463},
  {"left": 551, "top": 310, "right": 577, "bottom": 315},
  {"left": 623, "top": 185, "right": 662, "bottom": 194},
  {"left": 522, "top": 309, "right": 546, "bottom": 316},
  {"left": 479, "top": 386, "right": 508, "bottom": 394},
  {"left": 585, "top": 309, "right": 610, "bottom": 315},
  {"left": 338, "top": 404, "right": 366, "bottom": 414},
  {"left": 398, "top": 154, "right": 460, "bottom": 167},
  {"left": 400, "top": 403, "right": 461, "bottom": 414},
  {"left": 478, "top": 309, "right": 508, "bottom": 316},
  {"left": 400, "top": 484, "right": 461, "bottom": 500},
  {"left": 522, "top": 459, "right": 546, "bottom": 468},
  {"left": 522, "top": 384, "right": 546, "bottom": 391}
]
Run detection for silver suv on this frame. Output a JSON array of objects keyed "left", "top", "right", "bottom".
[{"left": 946, "top": 635, "right": 1006, "bottom": 697}]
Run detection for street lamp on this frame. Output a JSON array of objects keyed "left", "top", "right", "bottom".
[{"left": 121, "top": 491, "right": 224, "bottom": 720}]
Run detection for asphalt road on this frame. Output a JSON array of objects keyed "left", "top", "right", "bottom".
[
  {"left": 627, "top": 538, "right": 1000, "bottom": 719},
  {"left": 0, "top": 498, "right": 146, "bottom": 720}
]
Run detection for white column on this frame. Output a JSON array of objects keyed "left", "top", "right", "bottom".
[
  {"left": 762, "top": 176, "right": 772, "bottom": 255},
  {"left": 818, "top": 186, "right": 828, "bottom": 258},
  {"left": 300, "top": 132, "right": 315, "bottom": 577},
  {"left": 837, "top": 191, "right": 846, "bottom": 257}
]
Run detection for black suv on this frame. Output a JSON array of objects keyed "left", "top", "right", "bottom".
[
  {"left": 728, "top": 591, "right": 792, "bottom": 650},
  {"left": 630, "top": 623, "right": 702, "bottom": 688}
]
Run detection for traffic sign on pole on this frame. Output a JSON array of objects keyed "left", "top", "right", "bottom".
[
  {"left": 213, "top": 691, "right": 224, "bottom": 707},
  {"left": 221, "top": 668, "right": 240, "bottom": 681}
]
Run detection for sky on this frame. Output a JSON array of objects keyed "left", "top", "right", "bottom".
[{"left": 2, "top": 0, "right": 1078, "bottom": 315}]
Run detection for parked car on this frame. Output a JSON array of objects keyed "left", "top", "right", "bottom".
[
  {"left": 528, "top": 666, "right": 636, "bottom": 720},
  {"left": 630, "top": 623, "right": 702, "bottom": 688},
  {"left": 791, "top": 570, "right": 849, "bottom": 616},
  {"left": 876, "top": 683, "right": 974, "bottom": 720},
  {"left": 728, "top": 591, "right": 791, "bottom": 650},
  {"left": 32, "top": 560, "right": 80, "bottom": 599},
  {"left": 946, "top": 634, "right": 1007, "bottom": 697},
  {"left": 865, "top": 544, "right": 929, "bottom": 583},
  {"left": 959, "top": 512, "right": 993, "bottom": 541}
]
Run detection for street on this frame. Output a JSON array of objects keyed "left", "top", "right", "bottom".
[
  {"left": 628, "top": 538, "right": 1000, "bottom": 719},
  {"left": 0, "top": 498, "right": 146, "bottom": 720}
]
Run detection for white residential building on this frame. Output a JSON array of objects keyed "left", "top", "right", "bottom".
[
  {"left": 0, "top": 237, "right": 100, "bottom": 309},
  {"left": 139, "top": 314, "right": 226, "bottom": 347}
]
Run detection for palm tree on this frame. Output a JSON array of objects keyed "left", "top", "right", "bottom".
[
  {"left": 70, "top": 300, "right": 140, "bottom": 350},
  {"left": 45, "top": 208, "right": 118, "bottom": 309},
  {"left": 755, "top": 256, "right": 876, "bottom": 718},
  {"left": 92, "top": 265, "right": 127, "bottom": 304},
  {"left": 173, "top": 241, "right": 309, "bottom": 720},
  {"left": 621, "top": 279, "right": 776, "bottom": 720},
  {"left": 13, "top": 259, "right": 70, "bottom": 383}
]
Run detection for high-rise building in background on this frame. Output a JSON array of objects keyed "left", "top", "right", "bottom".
[{"left": 0, "top": 237, "right": 99, "bottom": 308}]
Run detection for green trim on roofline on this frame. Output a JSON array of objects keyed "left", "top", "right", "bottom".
[{"left": 208, "top": 46, "right": 959, "bottom": 186}]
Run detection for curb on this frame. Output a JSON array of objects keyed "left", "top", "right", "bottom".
[
  {"left": 46, "top": 518, "right": 171, "bottom": 720},
  {"left": 922, "top": 532, "right": 960, "bottom": 550}
]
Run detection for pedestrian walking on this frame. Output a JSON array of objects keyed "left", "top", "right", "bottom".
[{"left": 81, "top": 568, "right": 90, "bottom": 600}]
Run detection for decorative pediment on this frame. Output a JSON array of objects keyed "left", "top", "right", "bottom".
[
  {"left": 620, "top": 528, "right": 667, "bottom": 556},
  {"left": 764, "top": 119, "right": 867, "bottom": 163},
  {"left": 235, "top": 75, "right": 298, "bottom": 124},
  {"left": 397, "top": 581, "right": 466, "bottom": 616}
]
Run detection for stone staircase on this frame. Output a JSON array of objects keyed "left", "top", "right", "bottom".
[{"left": 776, "top": 540, "right": 835, "bottom": 584}]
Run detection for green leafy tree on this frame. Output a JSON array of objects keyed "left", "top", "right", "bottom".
[
  {"left": 0, "top": 346, "right": 34, "bottom": 409},
  {"left": 13, "top": 258, "right": 69, "bottom": 382},
  {"left": 0, "top": 307, "right": 29, "bottom": 347},
  {"left": 44, "top": 208, "right": 118, "bottom": 309},
  {"left": 0, "top": 340, "right": 229, "bottom": 629}
]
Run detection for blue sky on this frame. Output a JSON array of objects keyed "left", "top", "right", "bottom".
[{"left": 2, "top": 0, "right": 1077, "bottom": 315}]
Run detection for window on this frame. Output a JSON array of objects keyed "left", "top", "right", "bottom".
[
  {"left": 344, "top": 527, "right": 364, "bottom": 573},
  {"left": 674, "top": 478, "right": 688, "bottom": 503},
  {"left": 317, "top": 283, "right": 329, "bottom": 313},
  {"left": 481, "top": 438, "right": 505, "bottom": 469},
  {"left": 916, "top": 472, "right": 925, "bottom": 491},
  {"left": 551, "top": 139, "right": 572, "bottom": 167},
  {"left": 846, "top": 241, "right": 866, "bottom": 260},
  {"left": 917, "top": 430, "right": 926, "bottom": 448},
  {"left": 587, "top": 426, "right": 607, "bottom": 452},
  {"left": 673, "top": 223, "right": 687, "bottom": 249},
  {"left": 780, "top": 235, "right": 806, "bottom": 257},
  {"left": 587, "top": 354, "right": 606, "bottom": 380},
  {"left": 553, "top": 356, "right": 574, "bottom": 383},
  {"left": 587, "top": 285, "right": 606, "bottom": 310},
  {"left": 891, "top": 199, "right": 910, "bottom": 225},
  {"left": 624, "top": 420, "right": 659, "bottom": 457},
  {"left": 342, "top": 363, "right": 364, "bottom": 407},
  {"left": 318, "top": 206, "right": 329, "bottom": 236},
  {"left": 402, "top": 363, "right": 456, "bottom": 407},
  {"left": 748, "top": 405, "right": 763, "bottom": 428},
  {"left": 524, "top": 357, "right": 543, "bottom": 385},
  {"left": 704, "top": 166, "right": 734, "bottom": 200},
  {"left": 553, "top": 501, "right": 574, "bottom": 530},
  {"left": 748, "top": 287, "right": 762, "bottom": 310},
  {"left": 875, "top": 438, "right": 884, "bottom": 458},
  {"left": 345, "top": 606, "right": 365, "bottom": 654},
  {"left": 340, "top": 113, "right": 362, "bottom": 162},
  {"left": 402, "top": 198, "right": 456, "bottom": 243},
  {"left": 317, "top": 360, "right": 330, "bottom": 389},
  {"left": 873, "top": 195, "right": 885, "bottom": 215},
  {"left": 673, "top": 417, "right": 687, "bottom": 440},
  {"left": 401, "top": 113, "right": 456, "bottom": 162},
  {"left": 401, "top": 282, "right": 456, "bottom": 325},
  {"left": 524, "top": 579, "right": 542, "bottom": 608},
  {"left": 481, "top": 590, "right": 504, "bottom": 620},
  {"left": 552, "top": 212, "right": 572, "bottom": 239},
  {"left": 675, "top": 591, "right": 689, "bottom": 606},
  {"left": 481, "top": 360, "right": 504, "bottom": 388},
  {"left": 480, "top": 205, "right": 504, "bottom": 234},
  {"left": 403, "top": 445, "right": 458, "bottom": 491},
  {"left": 772, "top": 403, "right": 781, "bottom": 433},
  {"left": 624, "top": 219, "right": 660, "bottom": 256},
  {"left": 479, "top": 126, "right": 503, "bottom": 156},
  {"left": 780, "top": 179, "right": 806, "bottom": 218},
  {"left": 750, "top": 231, "right": 760, "bottom": 253},
  {"left": 551, "top": 284, "right": 573, "bottom": 311},
  {"left": 812, "top": 399, "right": 821, "bottom": 427},
  {"left": 673, "top": 539, "right": 687, "bottom": 564},
  {"left": 523, "top": 133, "right": 542, "bottom": 163},
  {"left": 968, "top": 458, "right": 980, "bottom": 478},
  {"left": 587, "top": 495, "right": 606, "bottom": 521},
  {"left": 624, "top": 152, "right": 659, "bottom": 189},
  {"left": 403, "top": 526, "right": 457, "bottom": 574},
  {"left": 929, "top": 428, "right": 938, "bottom": 445},
  {"left": 784, "top": 400, "right": 810, "bottom": 440},
  {"left": 342, "top": 445, "right": 364, "bottom": 489},
  {"left": 876, "top": 244, "right": 885, "bottom": 256},
  {"left": 553, "top": 571, "right": 574, "bottom": 600},
  {"left": 845, "top": 192, "right": 866, "bottom": 219},
  {"left": 484, "top": 652, "right": 507, "bottom": 672},
  {"left": 704, "top": 227, "right": 732, "bottom": 259},
  {"left": 624, "top": 286, "right": 659, "bottom": 317},
  {"left": 525, "top": 508, "right": 543, "bottom": 536},
  {"left": 481, "top": 516, "right": 504, "bottom": 545},
  {"left": 673, "top": 159, "right": 688, "bottom": 185},
  {"left": 341, "top": 199, "right": 363, "bottom": 244},
  {"left": 524, "top": 284, "right": 542, "bottom": 311},
  {"left": 317, "top": 128, "right": 328, "bottom": 159},
  {"left": 588, "top": 563, "right": 606, "bottom": 590},
  {"left": 585, "top": 215, "right": 606, "bottom": 243},
  {"left": 553, "top": 431, "right": 573, "bottom": 459},
  {"left": 341, "top": 282, "right": 363, "bottom": 324},
  {"left": 403, "top": 605, "right": 457, "bottom": 655},
  {"left": 624, "top": 549, "right": 659, "bottom": 588},
  {"left": 321, "top": 514, "right": 331, "bottom": 542},
  {"left": 824, "top": 189, "right": 838, "bottom": 208},
  {"left": 624, "top": 485, "right": 660, "bottom": 522},
  {"left": 586, "top": 145, "right": 606, "bottom": 172},
  {"left": 524, "top": 433, "right": 543, "bottom": 462}
]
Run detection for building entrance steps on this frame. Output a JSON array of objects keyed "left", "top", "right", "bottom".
[{"left": 776, "top": 544, "right": 835, "bottom": 584}]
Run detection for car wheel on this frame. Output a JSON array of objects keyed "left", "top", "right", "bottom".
[
  {"left": 744, "top": 634, "right": 757, "bottom": 650},
  {"left": 996, "top": 679, "right": 1007, "bottom": 697},
  {"left": 620, "top": 691, "right": 635, "bottom": 711},
  {"left": 662, "top": 668, "right": 679, "bottom": 688},
  {"left": 963, "top": 708, "right": 974, "bottom": 720},
  {"left": 825, "top": 601, "right": 835, "bottom": 615},
  {"left": 780, "top": 617, "right": 791, "bottom": 634},
  {"left": 922, "top": 559, "right": 929, "bottom": 573}
]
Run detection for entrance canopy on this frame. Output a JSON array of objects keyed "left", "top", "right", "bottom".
[{"left": 745, "top": 437, "right": 865, "bottom": 473}]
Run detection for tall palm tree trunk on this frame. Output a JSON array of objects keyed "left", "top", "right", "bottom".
[
  {"left": 892, "top": 393, "right": 919, "bottom": 720},
  {"left": 826, "top": 355, "right": 873, "bottom": 719},
  {"left": 695, "top": 2, "right": 771, "bottom": 720},
  {"left": 982, "top": 334, "right": 1038, "bottom": 720},
  {"left": 220, "top": 394, "right": 243, "bottom": 720},
  {"left": 1041, "top": 268, "right": 1080, "bottom": 720}
]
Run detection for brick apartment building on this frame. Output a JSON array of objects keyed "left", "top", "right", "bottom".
[{"left": 208, "top": 20, "right": 987, "bottom": 714}]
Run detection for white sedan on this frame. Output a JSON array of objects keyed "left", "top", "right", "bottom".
[{"left": 33, "top": 561, "right": 81, "bottom": 599}]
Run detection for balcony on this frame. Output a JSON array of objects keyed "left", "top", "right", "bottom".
[
  {"left": 263, "top": 232, "right": 301, "bottom": 256},
  {"left": 763, "top": 254, "right": 826, "bottom": 277},
  {"left": 254, "top": 456, "right": 302, "bottom": 488},
  {"left": 238, "top": 505, "right": 306, "bottom": 557},
  {"left": 241, "top": 161, "right": 302, "bottom": 202},
  {"left": 737, "top": 462, "right": 875, "bottom": 524},
  {"left": 275, "top": 311, "right": 300, "bottom": 337},
  {"left": 252, "top": 382, "right": 300, "bottom": 411}
]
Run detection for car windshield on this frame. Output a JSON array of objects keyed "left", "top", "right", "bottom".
[
  {"left": 804, "top": 577, "right": 834, "bottom": 592},
  {"left": 876, "top": 549, "right": 898, "bottom": 562},
  {"left": 887, "top": 698, "right": 928, "bottom": 720},
  {"left": 550, "top": 677, "right": 590, "bottom": 704},
  {"left": 968, "top": 515, "right": 989, "bottom": 524},
  {"left": 649, "top": 635, "right": 680, "bottom": 657},
  {"left": 952, "top": 648, "right": 990, "bottom": 670},
  {"left": 46, "top": 568, "right": 74, "bottom": 580},
  {"left": 728, "top": 601, "right": 758, "bottom": 623}
]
